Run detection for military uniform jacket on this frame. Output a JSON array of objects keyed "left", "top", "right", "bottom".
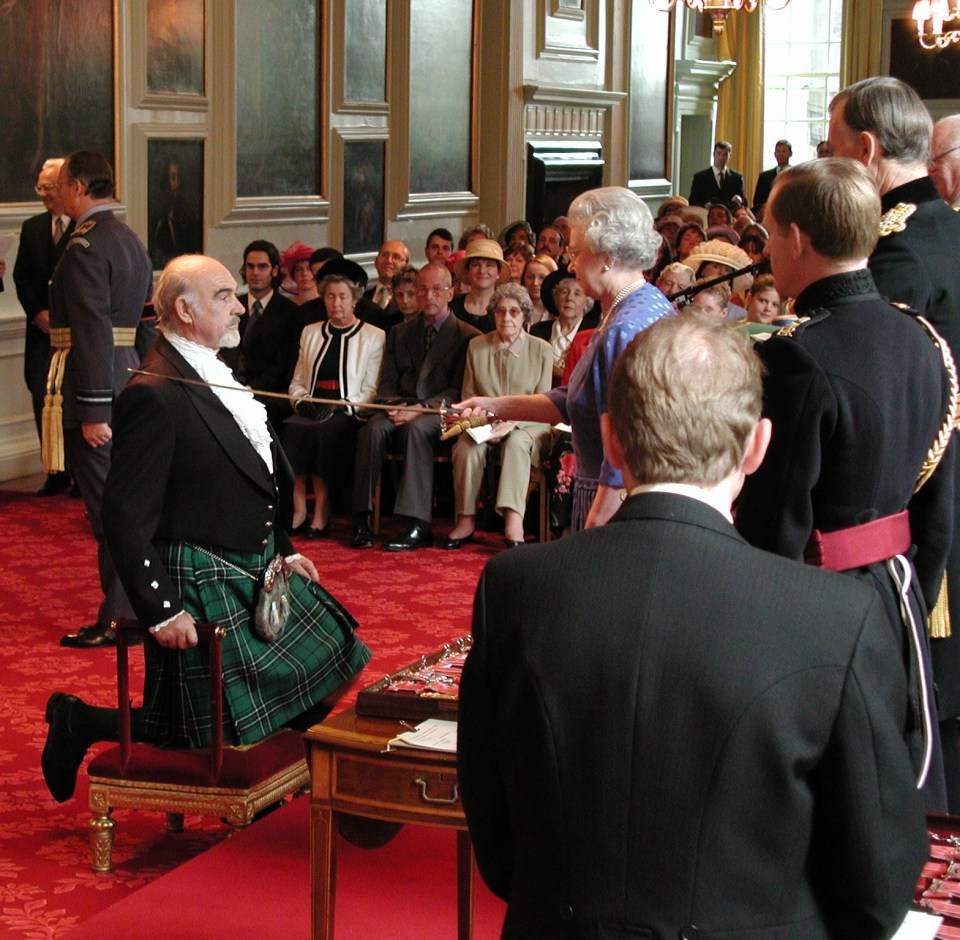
[
  {"left": 48, "top": 207, "right": 152, "bottom": 426},
  {"left": 869, "top": 176, "right": 960, "bottom": 717},
  {"left": 376, "top": 310, "right": 479, "bottom": 405},
  {"left": 458, "top": 493, "right": 927, "bottom": 939}
]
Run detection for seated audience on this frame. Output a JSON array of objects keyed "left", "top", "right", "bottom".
[
  {"left": 504, "top": 241, "right": 534, "bottom": 284},
  {"left": 445, "top": 283, "right": 554, "bottom": 549},
  {"left": 531, "top": 271, "right": 599, "bottom": 385},
  {"left": 705, "top": 225, "right": 739, "bottom": 246},
  {"left": 451, "top": 239, "right": 511, "bottom": 333},
  {"left": 41, "top": 255, "right": 372, "bottom": 803},
  {"left": 655, "top": 262, "right": 696, "bottom": 309},
  {"left": 654, "top": 215, "right": 681, "bottom": 251},
  {"left": 744, "top": 273, "right": 784, "bottom": 326},
  {"left": 691, "top": 281, "right": 734, "bottom": 320},
  {"left": 458, "top": 223, "right": 495, "bottom": 250},
  {"left": 706, "top": 201, "right": 733, "bottom": 228},
  {"left": 291, "top": 254, "right": 320, "bottom": 306},
  {"left": 684, "top": 239, "right": 754, "bottom": 308},
  {"left": 498, "top": 220, "right": 535, "bottom": 250},
  {"left": 457, "top": 311, "right": 928, "bottom": 939},
  {"left": 535, "top": 225, "right": 565, "bottom": 262},
  {"left": 285, "top": 273, "right": 385, "bottom": 536},
  {"left": 425, "top": 228, "right": 454, "bottom": 266},
  {"left": 739, "top": 223, "right": 768, "bottom": 265},
  {"left": 655, "top": 195, "right": 689, "bottom": 220},
  {"left": 521, "top": 253, "right": 559, "bottom": 324},
  {"left": 350, "top": 263, "right": 479, "bottom": 551},
  {"left": 391, "top": 265, "right": 421, "bottom": 323},
  {"left": 674, "top": 221, "right": 706, "bottom": 262},
  {"left": 364, "top": 240, "right": 410, "bottom": 310}
]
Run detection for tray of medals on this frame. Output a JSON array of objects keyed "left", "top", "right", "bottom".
[
  {"left": 355, "top": 637, "right": 472, "bottom": 721},
  {"left": 916, "top": 815, "right": 960, "bottom": 936}
]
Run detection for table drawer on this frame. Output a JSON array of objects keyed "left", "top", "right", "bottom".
[{"left": 329, "top": 751, "right": 463, "bottom": 823}]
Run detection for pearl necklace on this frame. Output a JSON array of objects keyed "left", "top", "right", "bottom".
[{"left": 607, "top": 277, "right": 648, "bottom": 318}]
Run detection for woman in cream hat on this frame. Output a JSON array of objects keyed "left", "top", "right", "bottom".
[
  {"left": 452, "top": 238, "right": 511, "bottom": 333},
  {"left": 684, "top": 238, "right": 754, "bottom": 303}
]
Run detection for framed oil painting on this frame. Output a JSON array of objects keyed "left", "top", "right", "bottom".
[
  {"left": 147, "top": 139, "right": 204, "bottom": 270},
  {"left": 146, "top": 0, "right": 204, "bottom": 97},
  {"left": 342, "top": 140, "right": 385, "bottom": 256}
]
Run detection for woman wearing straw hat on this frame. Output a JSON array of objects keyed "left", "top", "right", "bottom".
[{"left": 452, "top": 238, "right": 511, "bottom": 334}]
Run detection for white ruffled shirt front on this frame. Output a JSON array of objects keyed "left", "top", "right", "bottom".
[{"left": 165, "top": 332, "right": 274, "bottom": 473}]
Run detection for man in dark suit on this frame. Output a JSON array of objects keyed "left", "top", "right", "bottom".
[
  {"left": 687, "top": 140, "right": 746, "bottom": 208},
  {"left": 40, "top": 254, "right": 370, "bottom": 803},
  {"left": 362, "top": 239, "right": 410, "bottom": 312},
  {"left": 458, "top": 312, "right": 928, "bottom": 939},
  {"left": 47, "top": 151, "right": 153, "bottom": 650},
  {"left": 828, "top": 76, "right": 960, "bottom": 811},
  {"left": 350, "top": 262, "right": 478, "bottom": 550},
  {"left": 224, "top": 239, "right": 299, "bottom": 427},
  {"left": 751, "top": 138, "right": 791, "bottom": 219},
  {"left": 13, "top": 157, "right": 73, "bottom": 496}
]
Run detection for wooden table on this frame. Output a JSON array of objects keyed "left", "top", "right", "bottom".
[{"left": 305, "top": 708, "right": 476, "bottom": 940}]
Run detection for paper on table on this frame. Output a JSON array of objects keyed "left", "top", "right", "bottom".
[
  {"left": 388, "top": 718, "right": 458, "bottom": 753},
  {"left": 0, "top": 233, "right": 15, "bottom": 260},
  {"left": 890, "top": 909, "right": 941, "bottom": 939}
]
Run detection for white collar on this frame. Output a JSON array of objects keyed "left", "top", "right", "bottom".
[{"left": 629, "top": 482, "right": 733, "bottom": 523}]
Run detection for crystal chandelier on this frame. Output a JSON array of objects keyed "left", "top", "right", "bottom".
[
  {"left": 912, "top": 0, "right": 960, "bottom": 49},
  {"left": 649, "top": 0, "right": 790, "bottom": 35}
]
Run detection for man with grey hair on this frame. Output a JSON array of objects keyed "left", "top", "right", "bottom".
[
  {"left": 829, "top": 76, "right": 960, "bottom": 810},
  {"left": 458, "top": 312, "right": 928, "bottom": 939},
  {"left": 39, "top": 253, "right": 371, "bottom": 804},
  {"left": 13, "top": 157, "right": 73, "bottom": 497},
  {"left": 932, "top": 114, "right": 960, "bottom": 208}
]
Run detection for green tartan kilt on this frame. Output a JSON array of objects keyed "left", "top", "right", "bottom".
[{"left": 142, "top": 538, "right": 371, "bottom": 747}]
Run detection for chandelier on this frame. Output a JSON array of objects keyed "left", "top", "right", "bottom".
[
  {"left": 912, "top": 0, "right": 960, "bottom": 48},
  {"left": 649, "top": 0, "right": 790, "bottom": 35}
]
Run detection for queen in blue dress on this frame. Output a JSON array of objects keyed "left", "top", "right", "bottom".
[{"left": 457, "top": 186, "right": 672, "bottom": 532}]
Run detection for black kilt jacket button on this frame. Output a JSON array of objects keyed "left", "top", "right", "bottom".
[
  {"left": 679, "top": 925, "right": 699, "bottom": 940},
  {"left": 559, "top": 904, "right": 574, "bottom": 921},
  {"left": 265, "top": 520, "right": 273, "bottom": 529}
]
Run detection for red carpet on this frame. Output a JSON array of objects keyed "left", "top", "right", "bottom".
[
  {"left": 64, "top": 796, "right": 505, "bottom": 939},
  {"left": 0, "top": 483, "right": 509, "bottom": 938}
]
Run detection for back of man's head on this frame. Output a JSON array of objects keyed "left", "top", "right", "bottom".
[
  {"left": 830, "top": 77, "right": 932, "bottom": 166},
  {"left": 64, "top": 151, "right": 114, "bottom": 199},
  {"left": 768, "top": 158, "right": 880, "bottom": 262},
  {"left": 610, "top": 312, "right": 762, "bottom": 487}
]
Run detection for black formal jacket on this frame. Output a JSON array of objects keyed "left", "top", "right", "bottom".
[
  {"left": 688, "top": 166, "right": 746, "bottom": 208},
  {"left": 103, "top": 334, "right": 294, "bottom": 627},
  {"left": 13, "top": 210, "right": 72, "bottom": 359},
  {"left": 376, "top": 310, "right": 478, "bottom": 405},
  {"left": 752, "top": 166, "right": 779, "bottom": 212},
  {"left": 458, "top": 492, "right": 927, "bottom": 939}
]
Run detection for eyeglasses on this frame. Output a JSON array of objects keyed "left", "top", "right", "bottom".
[
  {"left": 930, "top": 145, "right": 960, "bottom": 169},
  {"left": 418, "top": 285, "right": 450, "bottom": 294},
  {"left": 35, "top": 184, "right": 58, "bottom": 194}
]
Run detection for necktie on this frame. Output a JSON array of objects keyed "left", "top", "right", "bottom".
[
  {"left": 424, "top": 325, "right": 434, "bottom": 356},
  {"left": 375, "top": 285, "right": 392, "bottom": 309},
  {"left": 53, "top": 217, "right": 64, "bottom": 245},
  {"left": 244, "top": 300, "right": 263, "bottom": 347}
]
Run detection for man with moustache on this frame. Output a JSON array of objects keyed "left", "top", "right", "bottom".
[
  {"left": 13, "top": 157, "right": 73, "bottom": 496},
  {"left": 40, "top": 254, "right": 371, "bottom": 802}
]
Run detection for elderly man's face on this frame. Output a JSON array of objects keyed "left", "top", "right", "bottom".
[
  {"left": 188, "top": 261, "right": 245, "bottom": 349},
  {"left": 416, "top": 266, "right": 453, "bottom": 322},
  {"left": 37, "top": 163, "right": 63, "bottom": 214},
  {"left": 375, "top": 241, "right": 409, "bottom": 281},
  {"left": 656, "top": 270, "right": 693, "bottom": 298},
  {"left": 930, "top": 129, "right": 960, "bottom": 204},
  {"left": 536, "top": 227, "right": 563, "bottom": 260}
]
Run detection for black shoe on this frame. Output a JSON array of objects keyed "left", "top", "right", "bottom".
[
  {"left": 60, "top": 623, "right": 117, "bottom": 649},
  {"left": 42, "top": 692, "right": 89, "bottom": 802},
  {"left": 36, "top": 472, "right": 70, "bottom": 497},
  {"left": 503, "top": 538, "right": 525, "bottom": 549},
  {"left": 308, "top": 527, "right": 330, "bottom": 539},
  {"left": 384, "top": 523, "right": 434, "bottom": 552},
  {"left": 351, "top": 523, "right": 374, "bottom": 549},
  {"left": 290, "top": 520, "right": 310, "bottom": 536},
  {"left": 442, "top": 533, "right": 475, "bottom": 550}
]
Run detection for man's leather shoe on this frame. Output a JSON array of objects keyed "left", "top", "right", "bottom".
[
  {"left": 42, "top": 692, "right": 89, "bottom": 802},
  {"left": 442, "top": 532, "right": 475, "bottom": 550},
  {"left": 384, "top": 523, "right": 434, "bottom": 552},
  {"left": 351, "top": 523, "right": 374, "bottom": 549},
  {"left": 59, "top": 623, "right": 117, "bottom": 649},
  {"left": 36, "top": 472, "right": 70, "bottom": 497}
]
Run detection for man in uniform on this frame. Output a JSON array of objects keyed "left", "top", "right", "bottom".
[
  {"left": 45, "top": 151, "right": 153, "bottom": 650},
  {"left": 459, "top": 312, "right": 928, "bottom": 938},
  {"left": 13, "top": 158, "right": 73, "bottom": 496},
  {"left": 829, "top": 76, "right": 960, "bottom": 809},
  {"left": 735, "top": 158, "right": 956, "bottom": 810}
]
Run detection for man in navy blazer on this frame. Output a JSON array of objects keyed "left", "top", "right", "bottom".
[
  {"left": 458, "top": 312, "right": 927, "bottom": 939},
  {"left": 688, "top": 140, "right": 746, "bottom": 209},
  {"left": 350, "top": 262, "right": 478, "bottom": 550}
]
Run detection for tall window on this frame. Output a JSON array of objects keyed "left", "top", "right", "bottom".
[{"left": 762, "top": 0, "right": 843, "bottom": 164}]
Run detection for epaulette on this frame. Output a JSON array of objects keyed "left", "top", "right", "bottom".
[
  {"left": 890, "top": 300, "right": 923, "bottom": 317},
  {"left": 879, "top": 202, "right": 917, "bottom": 237},
  {"left": 73, "top": 219, "right": 96, "bottom": 237}
]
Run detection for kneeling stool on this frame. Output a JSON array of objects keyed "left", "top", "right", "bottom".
[{"left": 86, "top": 619, "right": 310, "bottom": 873}]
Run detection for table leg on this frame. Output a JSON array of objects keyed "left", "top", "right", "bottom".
[
  {"left": 311, "top": 805, "right": 338, "bottom": 940},
  {"left": 457, "top": 829, "right": 476, "bottom": 940}
]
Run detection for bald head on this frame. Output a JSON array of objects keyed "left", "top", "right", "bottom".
[{"left": 932, "top": 115, "right": 960, "bottom": 206}]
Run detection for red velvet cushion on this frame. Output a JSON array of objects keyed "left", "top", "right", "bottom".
[{"left": 88, "top": 729, "right": 306, "bottom": 789}]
